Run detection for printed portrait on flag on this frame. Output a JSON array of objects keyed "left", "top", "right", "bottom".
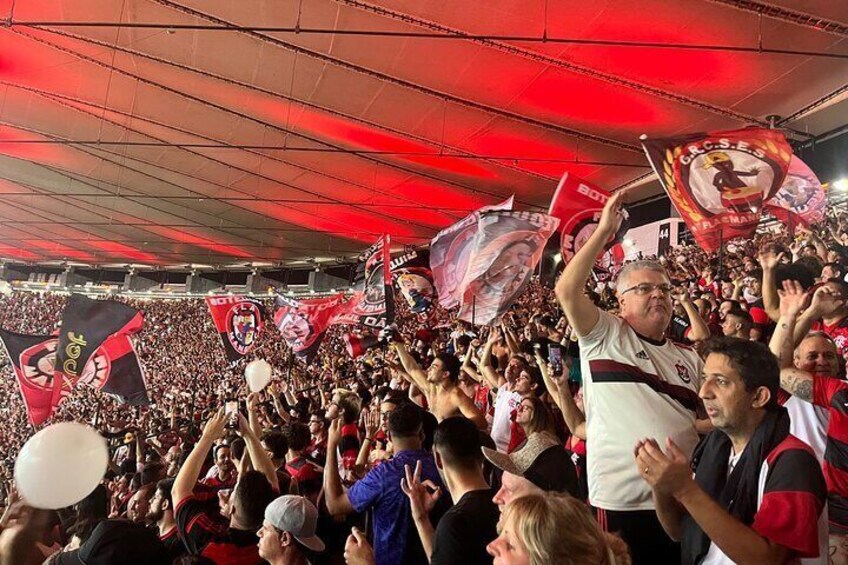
[
  {"left": 642, "top": 128, "right": 792, "bottom": 252},
  {"left": 431, "top": 196, "right": 513, "bottom": 309},
  {"left": 457, "top": 211, "right": 559, "bottom": 325},
  {"left": 348, "top": 235, "right": 393, "bottom": 328},
  {"left": 391, "top": 248, "right": 436, "bottom": 317},
  {"left": 397, "top": 268, "right": 434, "bottom": 314}
]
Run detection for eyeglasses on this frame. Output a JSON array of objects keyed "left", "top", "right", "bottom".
[{"left": 619, "top": 283, "right": 673, "bottom": 296}]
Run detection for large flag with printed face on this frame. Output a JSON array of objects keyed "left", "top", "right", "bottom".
[
  {"left": 205, "top": 295, "right": 265, "bottom": 362},
  {"left": 430, "top": 197, "right": 514, "bottom": 309},
  {"left": 274, "top": 294, "right": 348, "bottom": 363},
  {"left": 390, "top": 247, "right": 436, "bottom": 318},
  {"left": 54, "top": 295, "right": 143, "bottom": 383},
  {"left": 345, "top": 235, "right": 394, "bottom": 329},
  {"left": 548, "top": 172, "right": 629, "bottom": 266},
  {"left": 457, "top": 211, "right": 560, "bottom": 325},
  {"left": 764, "top": 155, "right": 826, "bottom": 231},
  {"left": 641, "top": 127, "right": 793, "bottom": 252}
]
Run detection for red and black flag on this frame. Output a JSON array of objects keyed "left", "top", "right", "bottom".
[
  {"left": 548, "top": 172, "right": 629, "bottom": 267},
  {"left": 346, "top": 235, "right": 394, "bottom": 329},
  {"left": 0, "top": 330, "right": 67, "bottom": 425},
  {"left": 430, "top": 197, "right": 514, "bottom": 309},
  {"left": 55, "top": 294, "right": 143, "bottom": 382},
  {"left": 274, "top": 293, "right": 348, "bottom": 363},
  {"left": 457, "top": 211, "right": 559, "bottom": 326},
  {"left": 765, "top": 155, "right": 826, "bottom": 232},
  {"left": 641, "top": 127, "right": 793, "bottom": 252},
  {"left": 205, "top": 295, "right": 265, "bottom": 363},
  {"left": 391, "top": 248, "right": 436, "bottom": 318},
  {"left": 81, "top": 335, "right": 149, "bottom": 406}
]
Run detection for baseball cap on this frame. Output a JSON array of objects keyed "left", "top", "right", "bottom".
[
  {"left": 264, "top": 495, "right": 326, "bottom": 552},
  {"left": 51, "top": 519, "right": 171, "bottom": 565},
  {"left": 482, "top": 432, "right": 577, "bottom": 494}
]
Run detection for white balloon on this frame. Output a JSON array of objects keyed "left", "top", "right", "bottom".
[
  {"left": 245, "top": 359, "right": 272, "bottom": 393},
  {"left": 15, "top": 422, "right": 108, "bottom": 509}
]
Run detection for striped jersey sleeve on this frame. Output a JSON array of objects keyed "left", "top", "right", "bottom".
[{"left": 751, "top": 437, "right": 826, "bottom": 558}]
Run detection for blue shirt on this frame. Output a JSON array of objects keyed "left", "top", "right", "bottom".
[{"left": 347, "top": 449, "right": 444, "bottom": 565}]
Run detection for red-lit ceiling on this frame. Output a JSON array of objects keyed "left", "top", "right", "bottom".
[{"left": 0, "top": 0, "right": 844, "bottom": 266}]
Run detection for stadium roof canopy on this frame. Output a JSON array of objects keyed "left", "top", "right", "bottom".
[{"left": 0, "top": 0, "right": 845, "bottom": 268}]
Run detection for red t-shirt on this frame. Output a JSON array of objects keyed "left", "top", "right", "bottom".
[
  {"left": 812, "top": 375, "right": 848, "bottom": 531},
  {"left": 340, "top": 422, "right": 360, "bottom": 470}
]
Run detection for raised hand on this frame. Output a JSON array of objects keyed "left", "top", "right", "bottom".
[
  {"left": 327, "top": 418, "right": 343, "bottom": 451},
  {"left": 201, "top": 408, "right": 227, "bottom": 441},
  {"left": 776, "top": 280, "right": 809, "bottom": 318},
  {"left": 758, "top": 248, "right": 786, "bottom": 271},
  {"left": 597, "top": 188, "right": 630, "bottom": 237},
  {"left": 670, "top": 287, "right": 690, "bottom": 305},
  {"left": 400, "top": 460, "right": 442, "bottom": 521},
  {"left": 364, "top": 409, "right": 380, "bottom": 439},
  {"left": 809, "top": 284, "right": 845, "bottom": 316}
]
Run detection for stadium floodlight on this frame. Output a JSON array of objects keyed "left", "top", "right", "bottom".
[{"left": 834, "top": 179, "right": 848, "bottom": 191}]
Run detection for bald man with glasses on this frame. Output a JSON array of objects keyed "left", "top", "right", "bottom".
[{"left": 555, "top": 189, "right": 710, "bottom": 565}]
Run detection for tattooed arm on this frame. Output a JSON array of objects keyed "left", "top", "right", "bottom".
[
  {"left": 769, "top": 280, "right": 807, "bottom": 369},
  {"left": 780, "top": 368, "right": 814, "bottom": 402}
]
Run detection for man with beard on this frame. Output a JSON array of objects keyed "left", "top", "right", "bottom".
[
  {"left": 556, "top": 188, "right": 709, "bottom": 565},
  {"left": 147, "top": 478, "right": 186, "bottom": 561}
]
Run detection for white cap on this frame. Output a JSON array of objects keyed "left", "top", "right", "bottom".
[{"left": 264, "top": 495, "right": 325, "bottom": 552}]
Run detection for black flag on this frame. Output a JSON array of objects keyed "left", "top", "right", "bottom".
[{"left": 55, "top": 295, "right": 143, "bottom": 382}]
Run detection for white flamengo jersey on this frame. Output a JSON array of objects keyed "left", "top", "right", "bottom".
[{"left": 579, "top": 310, "right": 704, "bottom": 511}]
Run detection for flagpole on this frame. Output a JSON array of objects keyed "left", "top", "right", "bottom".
[
  {"left": 718, "top": 226, "right": 725, "bottom": 281},
  {"left": 471, "top": 295, "right": 476, "bottom": 327}
]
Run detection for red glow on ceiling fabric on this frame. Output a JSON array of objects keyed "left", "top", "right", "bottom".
[
  {"left": 0, "top": 3, "right": 841, "bottom": 266},
  {"left": 87, "top": 241, "right": 159, "bottom": 264}
]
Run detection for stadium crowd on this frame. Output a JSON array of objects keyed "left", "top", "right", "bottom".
[{"left": 1, "top": 198, "right": 848, "bottom": 564}]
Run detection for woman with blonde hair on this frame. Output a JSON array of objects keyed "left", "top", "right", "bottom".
[{"left": 487, "top": 493, "right": 631, "bottom": 565}]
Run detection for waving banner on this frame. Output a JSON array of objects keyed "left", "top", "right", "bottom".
[
  {"left": 391, "top": 248, "right": 436, "bottom": 317},
  {"left": 84, "top": 335, "right": 149, "bottom": 406},
  {"left": 641, "top": 127, "right": 793, "bottom": 252},
  {"left": 205, "top": 295, "right": 265, "bottom": 362},
  {"left": 431, "top": 197, "right": 514, "bottom": 309},
  {"left": 55, "top": 295, "right": 143, "bottom": 382},
  {"left": 0, "top": 330, "right": 65, "bottom": 425},
  {"left": 347, "top": 235, "right": 394, "bottom": 329},
  {"left": 764, "top": 155, "right": 826, "bottom": 231},
  {"left": 274, "top": 294, "right": 348, "bottom": 363},
  {"left": 0, "top": 329, "right": 149, "bottom": 425},
  {"left": 548, "top": 172, "right": 629, "bottom": 266},
  {"left": 457, "top": 211, "right": 560, "bottom": 325}
]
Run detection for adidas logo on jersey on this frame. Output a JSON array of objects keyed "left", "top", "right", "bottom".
[{"left": 636, "top": 350, "right": 649, "bottom": 360}]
